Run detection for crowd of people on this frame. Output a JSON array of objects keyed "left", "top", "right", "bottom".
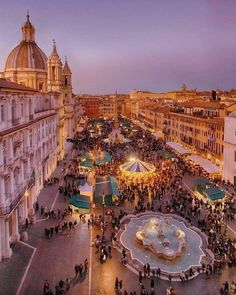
[
  {"left": 40, "top": 117, "right": 235, "bottom": 295},
  {"left": 43, "top": 258, "right": 89, "bottom": 295}
]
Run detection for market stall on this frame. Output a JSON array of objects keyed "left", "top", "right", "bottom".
[
  {"left": 166, "top": 142, "right": 191, "bottom": 156},
  {"left": 94, "top": 176, "right": 120, "bottom": 207},
  {"left": 188, "top": 155, "right": 222, "bottom": 179},
  {"left": 69, "top": 194, "right": 90, "bottom": 214}
]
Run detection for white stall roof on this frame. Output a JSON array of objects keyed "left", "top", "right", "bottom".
[
  {"left": 152, "top": 131, "right": 163, "bottom": 139},
  {"left": 188, "top": 155, "right": 221, "bottom": 174},
  {"left": 166, "top": 142, "right": 191, "bottom": 155}
]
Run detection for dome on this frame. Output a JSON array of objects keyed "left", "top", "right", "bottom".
[
  {"left": 5, "top": 41, "right": 47, "bottom": 71},
  {"left": 5, "top": 13, "right": 47, "bottom": 71}
]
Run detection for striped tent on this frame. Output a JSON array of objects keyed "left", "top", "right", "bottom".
[{"left": 120, "top": 159, "right": 155, "bottom": 174}]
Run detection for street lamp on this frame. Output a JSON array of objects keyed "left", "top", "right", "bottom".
[{"left": 102, "top": 192, "right": 106, "bottom": 242}]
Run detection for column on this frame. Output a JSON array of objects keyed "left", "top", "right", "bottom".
[
  {"left": 0, "top": 177, "right": 5, "bottom": 207},
  {"left": 11, "top": 209, "right": 20, "bottom": 242},
  {"left": 9, "top": 171, "right": 14, "bottom": 202},
  {"left": 3, "top": 219, "right": 12, "bottom": 259},
  {"left": 0, "top": 142, "right": 3, "bottom": 165},
  {"left": 0, "top": 219, "right": 3, "bottom": 261},
  {"left": 27, "top": 186, "right": 35, "bottom": 216}
]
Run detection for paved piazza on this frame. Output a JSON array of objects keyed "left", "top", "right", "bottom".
[{"left": 0, "top": 120, "right": 235, "bottom": 295}]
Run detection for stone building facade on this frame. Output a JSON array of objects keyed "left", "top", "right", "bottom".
[{"left": 0, "top": 14, "right": 81, "bottom": 261}]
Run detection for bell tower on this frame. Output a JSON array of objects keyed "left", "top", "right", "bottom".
[
  {"left": 47, "top": 40, "right": 62, "bottom": 92},
  {"left": 63, "top": 57, "right": 72, "bottom": 102}
]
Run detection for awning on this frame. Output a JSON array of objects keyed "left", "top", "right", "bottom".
[
  {"left": 152, "top": 131, "right": 163, "bottom": 139},
  {"left": 166, "top": 142, "right": 191, "bottom": 155},
  {"left": 69, "top": 194, "right": 90, "bottom": 212},
  {"left": 188, "top": 155, "right": 221, "bottom": 174},
  {"left": 202, "top": 188, "right": 225, "bottom": 200}
]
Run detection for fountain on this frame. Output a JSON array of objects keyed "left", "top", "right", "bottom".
[
  {"left": 119, "top": 213, "right": 208, "bottom": 275},
  {"left": 136, "top": 218, "right": 187, "bottom": 260}
]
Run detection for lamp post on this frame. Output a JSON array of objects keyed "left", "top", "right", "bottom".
[{"left": 102, "top": 192, "right": 106, "bottom": 242}]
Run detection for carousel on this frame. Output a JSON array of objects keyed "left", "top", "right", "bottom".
[{"left": 119, "top": 158, "right": 156, "bottom": 183}]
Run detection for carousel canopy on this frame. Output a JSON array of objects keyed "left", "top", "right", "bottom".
[{"left": 120, "top": 159, "right": 155, "bottom": 173}]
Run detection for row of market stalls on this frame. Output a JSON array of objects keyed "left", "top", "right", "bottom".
[
  {"left": 69, "top": 175, "right": 120, "bottom": 213},
  {"left": 68, "top": 157, "right": 159, "bottom": 213},
  {"left": 131, "top": 119, "right": 164, "bottom": 140},
  {"left": 166, "top": 141, "right": 222, "bottom": 179},
  {"left": 166, "top": 141, "right": 224, "bottom": 202}
]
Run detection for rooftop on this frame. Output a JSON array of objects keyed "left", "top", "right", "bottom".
[
  {"left": 178, "top": 100, "right": 226, "bottom": 109},
  {"left": 0, "top": 78, "right": 37, "bottom": 93}
]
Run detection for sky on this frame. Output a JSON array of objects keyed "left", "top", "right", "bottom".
[{"left": 0, "top": 0, "right": 236, "bottom": 94}]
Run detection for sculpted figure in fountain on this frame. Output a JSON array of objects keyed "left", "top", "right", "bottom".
[{"left": 136, "top": 218, "right": 187, "bottom": 260}]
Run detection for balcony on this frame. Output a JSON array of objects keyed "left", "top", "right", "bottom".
[{"left": 0, "top": 179, "right": 35, "bottom": 216}]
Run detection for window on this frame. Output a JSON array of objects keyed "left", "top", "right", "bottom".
[
  {"left": 52, "top": 66, "right": 56, "bottom": 81},
  {"left": 21, "top": 103, "right": 24, "bottom": 117},
  {"left": 29, "top": 129, "right": 33, "bottom": 147},
  {"left": 2, "top": 141, "right": 7, "bottom": 165},
  {"left": 11, "top": 99, "right": 16, "bottom": 121},
  {"left": 1, "top": 105, "right": 4, "bottom": 121},
  {"left": 39, "top": 83, "right": 43, "bottom": 92}
]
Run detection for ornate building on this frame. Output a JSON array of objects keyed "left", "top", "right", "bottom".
[
  {"left": 0, "top": 14, "right": 80, "bottom": 261},
  {"left": 223, "top": 111, "right": 236, "bottom": 185},
  {"left": 0, "top": 13, "right": 77, "bottom": 159}
]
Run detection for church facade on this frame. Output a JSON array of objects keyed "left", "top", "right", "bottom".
[{"left": 0, "top": 14, "right": 80, "bottom": 260}]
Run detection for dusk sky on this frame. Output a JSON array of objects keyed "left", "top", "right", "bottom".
[{"left": 0, "top": 0, "right": 236, "bottom": 94}]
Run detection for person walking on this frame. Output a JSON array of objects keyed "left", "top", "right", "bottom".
[
  {"left": 115, "top": 277, "right": 119, "bottom": 290},
  {"left": 84, "top": 258, "right": 88, "bottom": 273},
  {"left": 74, "top": 264, "right": 79, "bottom": 277},
  {"left": 43, "top": 280, "right": 49, "bottom": 295},
  {"left": 139, "top": 271, "right": 143, "bottom": 286},
  {"left": 25, "top": 217, "right": 29, "bottom": 228},
  {"left": 119, "top": 280, "right": 123, "bottom": 290},
  {"left": 151, "top": 278, "right": 155, "bottom": 291}
]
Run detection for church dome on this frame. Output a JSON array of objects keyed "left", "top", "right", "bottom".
[
  {"left": 5, "top": 42, "right": 47, "bottom": 70},
  {"left": 5, "top": 13, "right": 47, "bottom": 71}
]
